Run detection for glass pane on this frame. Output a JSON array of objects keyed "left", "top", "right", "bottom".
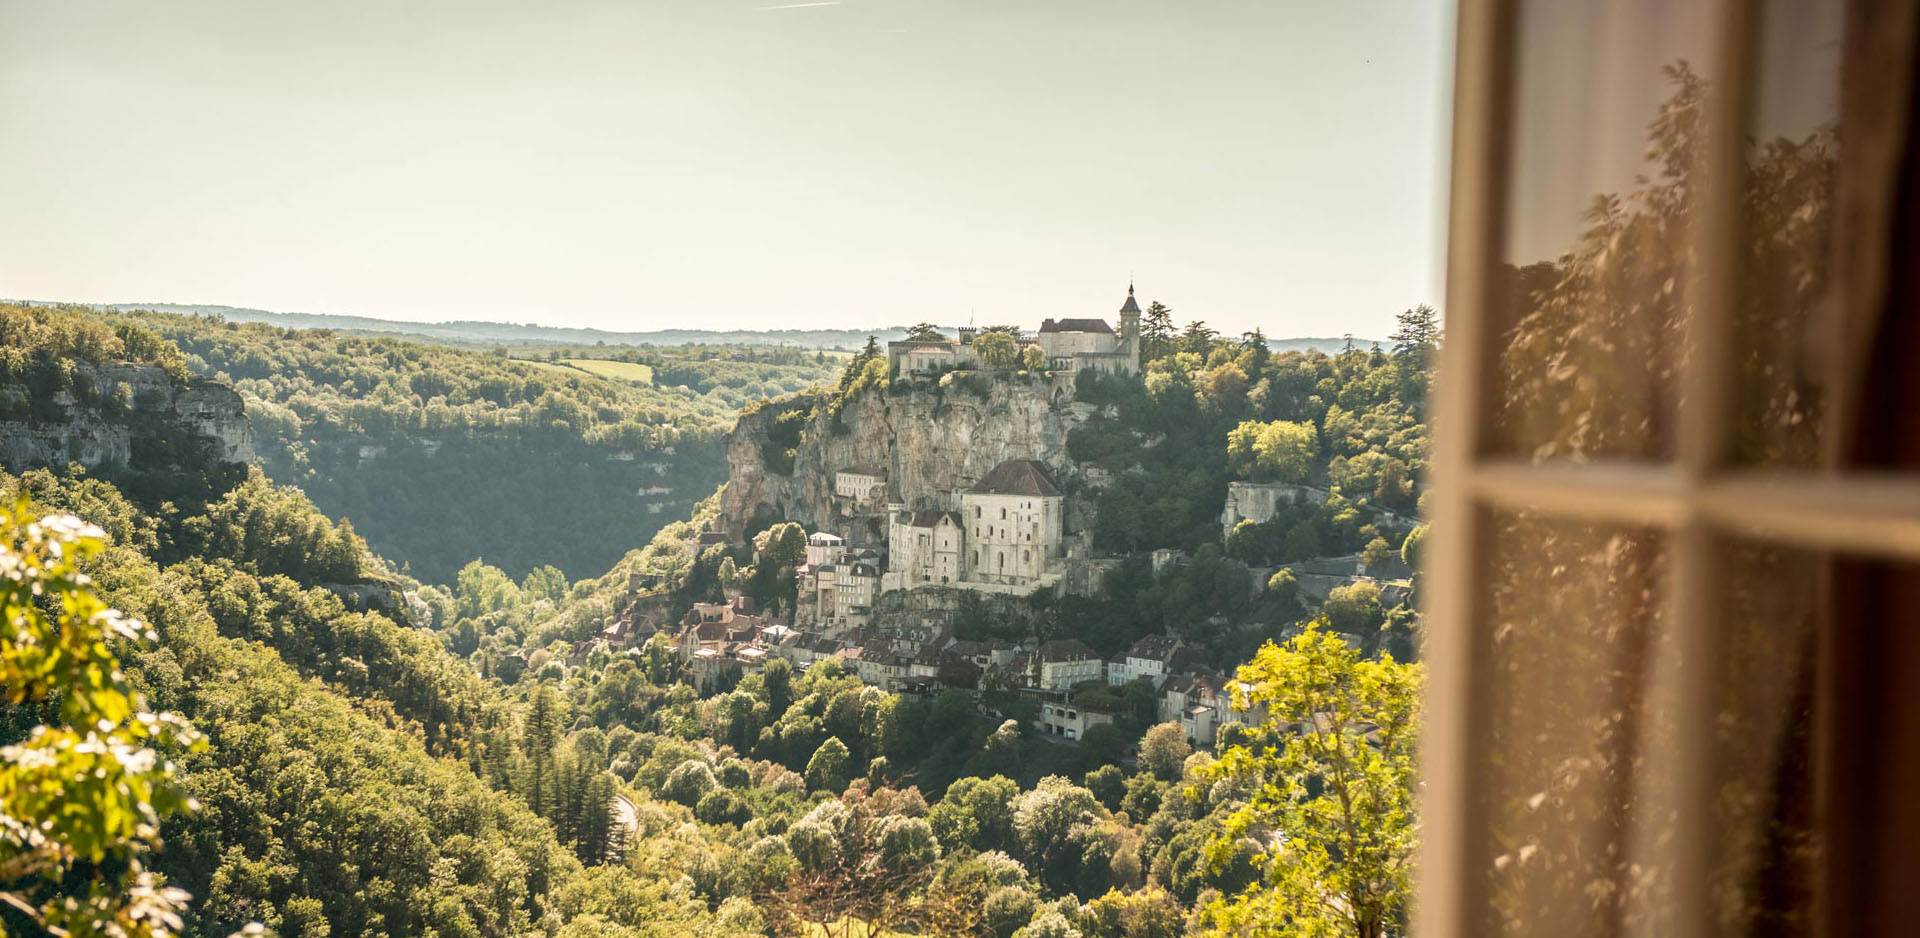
[
  {"left": 1491, "top": 1, "right": 1716, "bottom": 462},
  {"left": 1474, "top": 518, "right": 1828, "bottom": 938},
  {"left": 1477, "top": 512, "right": 1669, "bottom": 937},
  {"left": 1712, "top": 538, "right": 1820, "bottom": 937},
  {"left": 1732, "top": 0, "right": 1843, "bottom": 467}
]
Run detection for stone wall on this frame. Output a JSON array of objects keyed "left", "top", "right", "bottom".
[
  {"left": 0, "top": 362, "right": 254, "bottom": 472},
  {"left": 719, "top": 378, "right": 1096, "bottom": 544},
  {"left": 1218, "top": 481, "right": 1332, "bottom": 535}
]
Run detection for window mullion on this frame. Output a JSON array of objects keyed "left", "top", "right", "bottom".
[
  {"left": 1658, "top": 1, "right": 1757, "bottom": 936},
  {"left": 1417, "top": 0, "right": 1513, "bottom": 936}
]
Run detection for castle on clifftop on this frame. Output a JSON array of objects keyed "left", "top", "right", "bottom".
[{"left": 886, "top": 284, "right": 1143, "bottom": 378}]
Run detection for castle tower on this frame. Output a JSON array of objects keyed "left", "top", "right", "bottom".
[{"left": 1118, "top": 281, "right": 1142, "bottom": 372}]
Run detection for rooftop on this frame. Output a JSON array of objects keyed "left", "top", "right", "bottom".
[
  {"left": 1038, "top": 318, "right": 1115, "bottom": 335},
  {"left": 905, "top": 509, "right": 964, "bottom": 528},
  {"left": 968, "top": 459, "right": 1064, "bottom": 498},
  {"left": 1037, "top": 638, "right": 1098, "bottom": 662}
]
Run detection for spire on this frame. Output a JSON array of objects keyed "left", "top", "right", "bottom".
[{"left": 1119, "top": 280, "right": 1142, "bottom": 316}]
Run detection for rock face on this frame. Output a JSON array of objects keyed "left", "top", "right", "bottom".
[
  {"left": 0, "top": 362, "right": 254, "bottom": 473},
  {"left": 720, "top": 378, "right": 1096, "bottom": 543}
]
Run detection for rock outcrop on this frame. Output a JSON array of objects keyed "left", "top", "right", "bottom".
[
  {"left": 719, "top": 378, "right": 1096, "bottom": 542},
  {"left": 0, "top": 361, "right": 254, "bottom": 473}
]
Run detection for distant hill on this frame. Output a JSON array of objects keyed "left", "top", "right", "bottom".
[
  {"left": 12, "top": 300, "right": 1374, "bottom": 354},
  {"left": 71, "top": 302, "right": 912, "bottom": 350}
]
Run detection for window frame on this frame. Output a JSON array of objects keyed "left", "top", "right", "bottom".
[{"left": 1419, "top": 1, "right": 1898, "bottom": 935}]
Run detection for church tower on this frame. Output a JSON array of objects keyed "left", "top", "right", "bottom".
[{"left": 1118, "top": 281, "right": 1142, "bottom": 372}]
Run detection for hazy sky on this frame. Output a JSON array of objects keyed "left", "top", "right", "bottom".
[{"left": 0, "top": 0, "right": 1453, "bottom": 338}]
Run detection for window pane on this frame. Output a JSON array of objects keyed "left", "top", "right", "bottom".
[
  {"left": 1491, "top": 1, "right": 1715, "bottom": 462},
  {"left": 1477, "top": 512, "right": 1668, "bottom": 936},
  {"left": 1712, "top": 538, "right": 1820, "bottom": 937},
  {"left": 1474, "top": 518, "right": 1828, "bottom": 937},
  {"left": 1732, "top": 0, "right": 1843, "bottom": 468}
]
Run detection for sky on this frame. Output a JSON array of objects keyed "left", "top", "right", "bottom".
[{"left": 0, "top": 0, "right": 1454, "bottom": 338}]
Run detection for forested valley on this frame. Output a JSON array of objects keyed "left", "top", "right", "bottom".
[
  {"left": 97, "top": 308, "right": 841, "bottom": 584},
  {"left": 3, "top": 299, "right": 1430, "bottom": 938}
]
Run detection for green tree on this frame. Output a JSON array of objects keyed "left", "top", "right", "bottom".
[
  {"left": 1361, "top": 537, "right": 1394, "bottom": 573},
  {"left": 1083, "top": 765, "right": 1127, "bottom": 813},
  {"left": 521, "top": 564, "right": 568, "bottom": 604},
  {"left": 1388, "top": 304, "right": 1440, "bottom": 368},
  {"left": 754, "top": 521, "right": 808, "bottom": 569},
  {"left": 522, "top": 684, "right": 564, "bottom": 818},
  {"left": 805, "top": 737, "right": 852, "bottom": 792},
  {"left": 1400, "top": 523, "right": 1428, "bottom": 572},
  {"left": 0, "top": 504, "right": 209, "bottom": 937},
  {"left": 928, "top": 775, "right": 1019, "bottom": 853},
  {"left": 904, "top": 324, "right": 947, "bottom": 342},
  {"left": 1140, "top": 302, "right": 1176, "bottom": 362},
  {"left": 663, "top": 759, "right": 719, "bottom": 807},
  {"left": 1322, "top": 581, "right": 1386, "bottom": 636},
  {"left": 1021, "top": 343, "right": 1046, "bottom": 372},
  {"left": 1181, "top": 321, "right": 1219, "bottom": 357},
  {"left": 1201, "top": 625, "right": 1423, "bottom": 938},
  {"left": 841, "top": 336, "right": 884, "bottom": 389},
  {"left": 973, "top": 330, "right": 1020, "bottom": 372},
  {"left": 1226, "top": 420, "right": 1317, "bottom": 483},
  {"left": 1138, "top": 722, "right": 1192, "bottom": 782}
]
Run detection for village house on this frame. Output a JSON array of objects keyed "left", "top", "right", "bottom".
[
  {"left": 673, "top": 595, "right": 782, "bottom": 687},
  {"left": 833, "top": 469, "right": 887, "bottom": 508},
  {"left": 805, "top": 531, "right": 845, "bottom": 567},
  {"left": 1036, "top": 699, "right": 1117, "bottom": 741},
  {"left": 1159, "top": 671, "right": 1228, "bottom": 747},
  {"left": 684, "top": 530, "right": 728, "bottom": 557},
  {"left": 1032, "top": 638, "right": 1103, "bottom": 691},
  {"left": 1106, "top": 633, "right": 1201, "bottom": 686}
]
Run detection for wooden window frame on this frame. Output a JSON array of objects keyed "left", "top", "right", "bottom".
[{"left": 1419, "top": 1, "right": 1916, "bottom": 936}]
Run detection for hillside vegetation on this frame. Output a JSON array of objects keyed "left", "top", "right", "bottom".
[{"left": 95, "top": 308, "right": 839, "bottom": 584}]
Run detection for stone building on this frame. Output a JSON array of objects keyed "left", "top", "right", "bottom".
[
  {"left": 884, "top": 284, "right": 1141, "bottom": 378},
  {"left": 1106, "top": 633, "right": 1200, "bottom": 686},
  {"left": 875, "top": 458, "right": 1069, "bottom": 596},
  {"left": 805, "top": 531, "right": 845, "bottom": 567},
  {"left": 958, "top": 459, "right": 1066, "bottom": 588},
  {"left": 882, "top": 510, "right": 965, "bottom": 590},
  {"left": 1033, "top": 638, "right": 1104, "bottom": 691},
  {"left": 1218, "top": 481, "right": 1332, "bottom": 536},
  {"left": 1033, "top": 285, "right": 1141, "bottom": 375},
  {"left": 1036, "top": 699, "right": 1116, "bottom": 740}
]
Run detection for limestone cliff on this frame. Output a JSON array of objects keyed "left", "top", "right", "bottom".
[
  {"left": 0, "top": 361, "right": 254, "bottom": 475},
  {"left": 719, "top": 378, "right": 1098, "bottom": 543}
]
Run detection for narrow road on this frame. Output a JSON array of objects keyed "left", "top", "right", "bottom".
[{"left": 609, "top": 793, "right": 637, "bottom": 862}]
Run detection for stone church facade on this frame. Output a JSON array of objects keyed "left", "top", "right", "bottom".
[{"left": 881, "top": 458, "right": 1067, "bottom": 594}]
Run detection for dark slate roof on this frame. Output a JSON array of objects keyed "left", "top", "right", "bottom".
[
  {"left": 968, "top": 459, "right": 1063, "bottom": 497},
  {"left": 1038, "top": 317, "right": 1115, "bottom": 335},
  {"left": 1037, "top": 638, "right": 1097, "bottom": 662},
  {"left": 1127, "top": 633, "right": 1188, "bottom": 661},
  {"left": 1119, "top": 284, "right": 1142, "bottom": 315},
  {"left": 907, "top": 510, "right": 963, "bottom": 528}
]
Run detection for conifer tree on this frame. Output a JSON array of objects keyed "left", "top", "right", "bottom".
[{"left": 1140, "top": 301, "right": 1176, "bottom": 361}]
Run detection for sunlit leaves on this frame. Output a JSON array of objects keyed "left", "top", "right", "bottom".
[{"left": 0, "top": 500, "right": 206, "bottom": 936}]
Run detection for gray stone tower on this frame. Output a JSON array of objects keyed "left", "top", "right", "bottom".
[{"left": 1118, "top": 281, "right": 1142, "bottom": 371}]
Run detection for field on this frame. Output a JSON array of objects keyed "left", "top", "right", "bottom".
[{"left": 560, "top": 358, "right": 654, "bottom": 384}]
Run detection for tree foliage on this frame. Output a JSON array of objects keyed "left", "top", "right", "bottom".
[
  {"left": 1201, "top": 626, "right": 1423, "bottom": 938},
  {"left": 0, "top": 502, "right": 208, "bottom": 937}
]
